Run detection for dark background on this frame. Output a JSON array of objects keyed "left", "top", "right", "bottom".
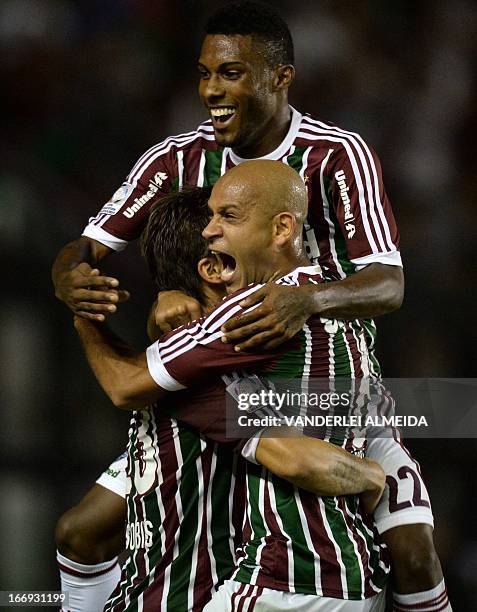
[{"left": 0, "top": 0, "right": 476, "bottom": 607}]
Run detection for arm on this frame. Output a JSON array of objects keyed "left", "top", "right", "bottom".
[
  {"left": 222, "top": 263, "right": 404, "bottom": 350},
  {"left": 256, "top": 432, "right": 385, "bottom": 513},
  {"left": 74, "top": 316, "right": 165, "bottom": 410},
  {"left": 52, "top": 237, "right": 128, "bottom": 321}
]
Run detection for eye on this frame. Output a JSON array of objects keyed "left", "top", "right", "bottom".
[
  {"left": 222, "top": 211, "right": 236, "bottom": 220},
  {"left": 198, "top": 67, "right": 209, "bottom": 79},
  {"left": 223, "top": 70, "right": 241, "bottom": 80}
]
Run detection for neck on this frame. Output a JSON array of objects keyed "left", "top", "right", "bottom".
[
  {"left": 233, "top": 103, "right": 291, "bottom": 158},
  {"left": 201, "top": 284, "right": 225, "bottom": 315},
  {"left": 262, "top": 250, "right": 312, "bottom": 283}
]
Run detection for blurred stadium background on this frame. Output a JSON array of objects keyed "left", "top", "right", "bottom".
[{"left": 0, "top": 0, "right": 476, "bottom": 607}]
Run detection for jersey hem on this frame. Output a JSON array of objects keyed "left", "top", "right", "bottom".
[
  {"left": 375, "top": 511, "right": 434, "bottom": 535},
  {"left": 351, "top": 250, "right": 402, "bottom": 270},
  {"left": 82, "top": 226, "right": 128, "bottom": 252},
  {"left": 233, "top": 575, "right": 383, "bottom": 600}
]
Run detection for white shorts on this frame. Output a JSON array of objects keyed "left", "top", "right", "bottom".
[
  {"left": 366, "top": 435, "right": 434, "bottom": 534},
  {"left": 95, "top": 451, "right": 127, "bottom": 499},
  {"left": 204, "top": 580, "right": 386, "bottom": 611}
]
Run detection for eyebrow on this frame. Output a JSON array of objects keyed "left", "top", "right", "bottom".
[
  {"left": 197, "top": 61, "right": 246, "bottom": 71},
  {"left": 212, "top": 203, "right": 241, "bottom": 214}
]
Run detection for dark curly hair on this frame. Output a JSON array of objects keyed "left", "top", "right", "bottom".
[
  {"left": 141, "top": 186, "right": 212, "bottom": 304},
  {"left": 205, "top": 1, "right": 294, "bottom": 67}
]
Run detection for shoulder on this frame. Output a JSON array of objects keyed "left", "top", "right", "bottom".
[
  {"left": 296, "top": 113, "right": 377, "bottom": 159},
  {"left": 127, "top": 120, "right": 219, "bottom": 180},
  {"left": 201, "top": 284, "right": 263, "bottom": 329},
  {"left": 277, "top": 265, "right": 324, "bottom": 287}
]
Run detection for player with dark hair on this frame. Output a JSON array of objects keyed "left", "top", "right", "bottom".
[
  {"left": 206, "top": 0, "right": 294, "bottom": 66},
  {"left": 141, "top": 187, "right": 213, "bottom": 304},
  {"left": 53, "top": 2, "right": 450, "bottom": 610}
]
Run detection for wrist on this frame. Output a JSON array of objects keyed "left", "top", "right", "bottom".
[
  {"left": 364, "top": 459, "right": 385, "bottom": 494},
  {"left": 306, "top": 283, "right": 325, "bottom": 316}
]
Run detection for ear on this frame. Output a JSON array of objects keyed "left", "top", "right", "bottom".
[
  {"left": 197, "top": 255, "right": 223, "bottom": 285},
  {"left": 273, "top": 64, "right": 295, "bottom": 91},
  {"left": 272, "top": 212, "right": 295, "bottom": 247}
]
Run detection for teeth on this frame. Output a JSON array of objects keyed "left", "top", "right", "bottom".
[{"left": 210, "top": 107, "right": 235, "bottom": 117}]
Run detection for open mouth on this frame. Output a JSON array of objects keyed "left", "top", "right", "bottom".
[
  {"left": 212, "top": 251, "right": 237, "bottom": 284},
  {"left": 210, "top": 107, "right": 236, "bottom": 128}
]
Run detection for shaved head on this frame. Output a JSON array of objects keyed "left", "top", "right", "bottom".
[
  {"left": 203, "top": 160, "right": 310, "bottom": 292},
  {"left": 215, "top": 160, "right": 308, "bottom": 224}
]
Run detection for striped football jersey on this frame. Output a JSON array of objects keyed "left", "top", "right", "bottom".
[
  {"left": 104, "top": 413, "right": 246, "bottom": 612},
  {"left": 83, "top": 106, "right": 400, "bottom": 376},
  {"left": 146, "top": 266, "right": 390, "bottom": 600}
]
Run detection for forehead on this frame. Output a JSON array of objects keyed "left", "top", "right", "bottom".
[
  {"left": 209, "top": 177, "right": 257, "bottom": 211},
  {"left": 199, "top": 34, "right": 263, "bottom": 68}
]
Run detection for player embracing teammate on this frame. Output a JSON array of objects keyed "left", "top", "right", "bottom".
[{"left": 53, "top": 2, "right": 451, "bottom": 611}]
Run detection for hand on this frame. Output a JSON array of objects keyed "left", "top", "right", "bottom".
[
  {"left": 221, "top": 283, "right": 316, "bottom": 351},
  {"left": 360, "top": 460, "right": 386, "bottom": 515},
  {"left": 55, "top": 263, "right": 129, "bottom": 321},
  {"left": 154, "top": 290, "right": 202, "bottom": 334}
]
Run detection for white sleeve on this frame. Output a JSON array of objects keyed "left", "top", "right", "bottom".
[
  {"left": 351, "top": 249, "right": 402, "bottom": 270},
  {"left": 146, "top": 343, "right": 186, "bottom": 391},
  {"left": 82, "top": 225, "right": 128, "bottom": 252},
  {"left": 240, "top": 429, "right": 266, "bottom": 465}
]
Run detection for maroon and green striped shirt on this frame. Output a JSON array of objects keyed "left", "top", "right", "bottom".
[{"left": 145, "top": 267, "right": 390, "bottom": 599}]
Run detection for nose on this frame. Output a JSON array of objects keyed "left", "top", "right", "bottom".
[
  {"left": 202, "top": 215, "right": 221, "bottom": 241},
  {"left": 201, "top": 74, "right": 225, "bottom": 102}
]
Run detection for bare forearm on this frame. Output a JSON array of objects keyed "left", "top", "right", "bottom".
[
  {"left": 256, "top": 434, "right": 384, "bottom": 497},
  {"left": 296, "top": 447, "right": 381, "bottom": 497},
  {"left": 74, "top": 317, "right": 160, "bottom": 409},
  {"left": 52, "top": 237, "right": 107, "bottom": 287},
  {"left": 310, "top": 263, "right": 404, "bottom": 319}
]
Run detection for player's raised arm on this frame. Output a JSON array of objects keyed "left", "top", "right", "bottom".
[
  {"left": 74, "top": 316, "right": 166, "bottom": 410},
  {"left": 221, "top": 262, "right": 404, "bottom": 351},
  {"left": 52, "top": 236, "right": 129, "bottom": 321}
]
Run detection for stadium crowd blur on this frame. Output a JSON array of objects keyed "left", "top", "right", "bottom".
[{"left": 1, "top": 0, "right": 476, "bottom": 607}]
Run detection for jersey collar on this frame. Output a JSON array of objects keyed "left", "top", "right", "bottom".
[{"left": 227, "top": 106, "right": 303, "bottom": 165}]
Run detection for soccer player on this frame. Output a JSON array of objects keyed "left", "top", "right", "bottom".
[
  {"left": 55, "top": 455, "right": 127, "bottom": 612},
  {"left": 53, "top": 3, "right": 450, "bottom": 610},
  {"left": 62, "top": 184, "right": 387, "bottom": 612},
  {"left": 76, "top": 160, "right": 391, "bottom": 610}
]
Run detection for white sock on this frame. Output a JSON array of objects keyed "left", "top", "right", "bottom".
[
  {"left": 393, "top": 578, "right": 452, "bottom": 611},
  {"left": 57, "top": 550, "right": 120, "bottom": 612}
]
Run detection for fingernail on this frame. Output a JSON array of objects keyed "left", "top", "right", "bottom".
[
  {"left": 108, "top": 294, "right": 117, "bottom": 301},
  {"left": 234, "top": 346, "right": 241, "bottom": 352},
  {"left": 109, "top": 279, "right": 119, "bottom": 286},
  {"left": 221, "top": 336, "right": 228, "bottom": 343},
  {"left": 108, "top": 305, "right": 116, "bottom": 312}
]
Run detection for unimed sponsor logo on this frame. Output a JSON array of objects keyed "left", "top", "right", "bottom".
[
  {"left": 335, "top": 170, "right": 356, "bottom": 239},
  {"left": 123, "top": 172, "right": 168, "bottom": 218}
]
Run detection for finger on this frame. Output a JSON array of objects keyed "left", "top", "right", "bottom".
[
  {"left": 117, "top": 290, "right": 130, "bottom": 303},
  {"left": 73, "top": 274, "right": 119, "bottom": 289},
  {"left": 74, "top": 289, "right": 122, "bottom": 303},
  {"left": 187, "top": 302, "right": 202, "bottom": 322},
  {"left": 222, "top": 311, "right": 275, "bottom": 340},
  {"left": 238, "top": 286, "right": 268, "bottom": 309},
  {"left": 261, "top": 335, "right": 291, "bottom": 350},
  {"left": 76, "top": 310, "right": 106, "bottom": 322},
  {"left": 76, "top": 301, "right": 118, "bottom": 314},
  {"left": 234, "top": 329, "right": 282, "bottom": 352},
  {"left": 221, "top": 306, "right": 269, "bottom": 335}
]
